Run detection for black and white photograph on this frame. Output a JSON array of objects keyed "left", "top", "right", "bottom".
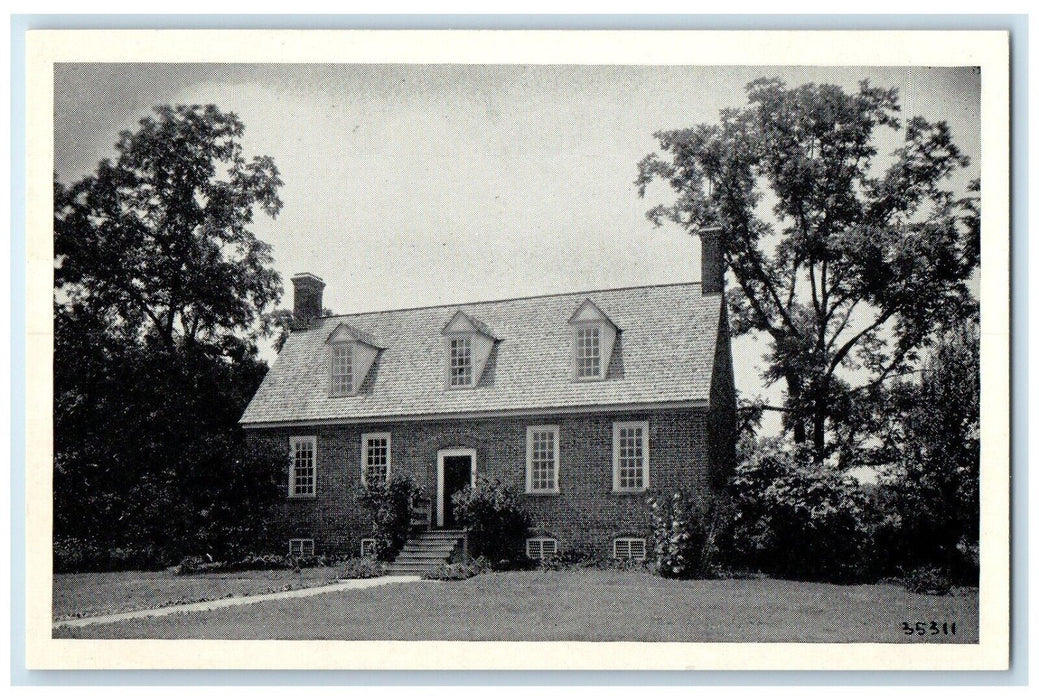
[{"left": 25, "top": 29, "right": 1010, "bottom": 670}]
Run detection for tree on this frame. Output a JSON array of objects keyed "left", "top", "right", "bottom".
[
  {"left": 873, "top": 323, "right": 980, "bottom": 576},
  {"left": 637, "top": 79, "right": 978, "bottom": 464},
  {"left": 55, "top": 104, "right": 284, "bottom": 349},
  {"left": 53, "top": 105, "right": 287, "bottom": 568}
]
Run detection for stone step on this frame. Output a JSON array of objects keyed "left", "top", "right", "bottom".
[
  {"left": 396, "top": 552, "right": 453, "bottom": 562},
  {"left": 401, "top": 541, "right": 457, "bottom": 551}
]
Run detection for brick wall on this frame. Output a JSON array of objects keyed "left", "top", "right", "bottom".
[{"left": 245, "top": 407, "right": 717, "bottom": 558}]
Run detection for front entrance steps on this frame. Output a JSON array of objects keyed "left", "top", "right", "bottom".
[{"left": 386, "top": 530, "right": 465, "bottom": 576}]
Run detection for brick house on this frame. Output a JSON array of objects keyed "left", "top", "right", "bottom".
[{"left": 240, "top": 233, "right": 736, "bottom": 562}]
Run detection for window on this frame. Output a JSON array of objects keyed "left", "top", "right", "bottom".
[
  {"left": 449, "top": 336, "right": 473, "bottom": 387},
  {"left": 360, "top": 538, "right": 377, "bottom": 558},
  {"left": 330, "top": 342, "right": 353, "bottom": 394},
  {"left": 361, "top": 433, "right": 391, "bottom": 486},
  {"left": 289, "top": 538, "right": 315, "bottom": 557},
  {"left": 526, "top": 425, "right": 560, "bottom": 493},
  {"left": 526, "top": 537, "right": 558, "bottom": 560},
  {"left": 613, "top": 537, "right": 647, "bottom": 561},
  {"left": 612, "top": 421, "right": 649, "bottom": 492},
  {"left": 575, "top": 325, "right": 602, "bottom": 378},
  {"left": 289, "top": 435, "right": 316, "bottom": 497}
]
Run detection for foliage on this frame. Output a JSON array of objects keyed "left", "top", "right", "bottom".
[
  {"left": 647, "top": 491, "right": 723, "bottom": 579},
  {"left": 728, "top": 439, "right": 871, "bottom": 582},
  {"left": 638, "top": 78, "right": 978, "bottom": 464},
  {"left": 53, "top": 104, "right": 286, "bottom": 571},
  {"left": 263, "top": 306, "right": 337, "bottom": 353},
  {"left": 870, "top": 323, "right": 980, "bottom": 579},
  {"left": 903, "top": 566, "right": 953, "bottom": 596},
  {"left": 339, "top": 557, "right": 387, "bottom": 580},
  {"left": 53, "top": 538, "right": 170, "bottom": 573},
  {"left": 421, "top": 557, "right": 491, "bottom": 581},
  {"left": 356, "top": 475, "right": 424, "bottom": 562},
  {"left": 451, "top": 476, "right": 532, "bottom": 562},
  {"left": 55, "top": 104, "right": 283, "bottom": 349}
]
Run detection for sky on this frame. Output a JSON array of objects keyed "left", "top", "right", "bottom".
[{"left": 54, "top": 63, "right": 981, "bottom": 433}]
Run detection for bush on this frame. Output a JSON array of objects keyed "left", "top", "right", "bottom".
[
  {"left": 647, "top": 491, "right": 721, "bottom": 579},
  {"left": 451, "top": 477, "right": 532, "bottom": 562},
  {"left": 422, "top": 557, "right": 490, "bottom": 581},
  {"left": 904, "top": 566, "right": 953, "bottom": 596},
  {"left": 53, "top": 537, "right": 171, "bottom": 573},
  {"left": 339, "top": 557, "right": 386, "bottom": 579},
  {"left": 356, "top": 475, "right": 424, "bottom": 561},
  {"left": 538, "top": 549, "right": 589, "bottom": 571},
  {"left": 728, "top": 441, "right": 871, "bottom": 583}
]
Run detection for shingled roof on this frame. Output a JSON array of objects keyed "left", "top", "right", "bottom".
[{"left": 240, "top": 282, "right": 724, "bottom": 426}]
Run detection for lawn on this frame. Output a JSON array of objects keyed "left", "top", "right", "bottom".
[
  {"left": 53, "top": 567, "right": 341, "bottom": 621},
  {"left": 54, "top": 568, "right": 978, "bottom": 642}
]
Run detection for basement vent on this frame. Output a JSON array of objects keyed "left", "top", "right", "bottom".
[
  {"left": 612, "top": 537, "right": 647, "bottom": 561},
  {"left": 360, "top": 538, "right": 378, "bottom": 558},
  {"left": 288, "top": 538, "right": 315, "bottom": 557},
  {"left": 526, "top": 537, "right": 559, "bottom": 560}
]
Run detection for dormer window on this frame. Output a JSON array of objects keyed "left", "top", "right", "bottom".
[
  {"left": 442, "top": 310, "right": 498, "bottom": 390},
  {"left": 449, "top": 336, "right": 473, "bottom": 387},
  {"left": 326, "top": 322, "right": 382, "bottom": 397},
  {"left": 568, "top": 299, "right": 619, "bottom": 382},
  {"left": 331, "top": 342, "right": 354, "bottom": 394},
  {"left": 576, "top": 326, "right": 602, "bottom": 378}
]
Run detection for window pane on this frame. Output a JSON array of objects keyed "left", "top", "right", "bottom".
[
  {"left": 365, "top": 436, "right": 389, "bottom": 485},
  {"left": 331, "top": 344, "right": 353, "bottom": 393},
  {"left": 449, "top": 336, "right": 473, "bottom": 386},
  {"left": 576, "top": 326, "right": 601, "bottom": 377},
  {"left": 292, "top": 438, "right": 315, "bottom": 496},
  {"left": 616, "top": 425, "right": 645, "bottom": 490},
  {"left": 529, "top": 428, "right": 557, "bottom": 491}
]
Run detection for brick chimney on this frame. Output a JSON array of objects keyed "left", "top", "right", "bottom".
[
  {"left": 697, "top": 226, "right": 724, "bottom": 295},
  {"left": 291, "top": 273, "right": 325, "bottom": 330}
]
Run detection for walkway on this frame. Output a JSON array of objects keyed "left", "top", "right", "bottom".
[{"left": 53, "top": 575, "right": 421, "bottom": 629}]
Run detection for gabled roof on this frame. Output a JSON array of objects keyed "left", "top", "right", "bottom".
[
  {"left": 568, "top": 298, "right": 617, "bottom": 329},
  {"left": 441, "top": 309, "right": 498, "bottom": 340},
  {"left": 325, "top": 321, "right": 381, "bottom": 348},
  {"left": 240, "top": 282, "right": 723, "bottom": 426}
]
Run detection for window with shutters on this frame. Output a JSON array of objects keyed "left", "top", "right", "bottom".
[{"left": 612, "top": 537, "right": 647, "bottom": 561}]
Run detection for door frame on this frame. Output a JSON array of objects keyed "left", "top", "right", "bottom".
[{"left": 436, "top": 448, "right": 477, "bottom": 528}]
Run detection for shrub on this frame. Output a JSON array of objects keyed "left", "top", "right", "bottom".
[
  {"left": 451, "top": 477, "right": 532, "bottom": 562},
  {"left": 356, "top": 475, "right": 424, "bottom": 561},
  {"left": 422, "top": 557, "right": 490, "bottom": 581},
  {"left": 53, "top": 538, "right": 171, "bottom": 573},
  {"left": 904, "top": 566, "right": 953, "bottom": 596},
  {"left": 728, "top": 441, "right": 871, "bottom": 583},
  {"left": 339, "top": 557, "right": 386, "bottom": 579},
  {"left": 538, "top": 549, "right": 589, "bottom": 571},
  {"left": 647, "top": 491, "right": 720, "bottom": 579}
]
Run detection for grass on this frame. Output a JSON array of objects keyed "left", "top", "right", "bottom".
[
  {"left": 54, "top": 568, "right": 978, "bottom": 642},
  {"left": 53, "top": 566, "right": 341, "bottom": 621}
]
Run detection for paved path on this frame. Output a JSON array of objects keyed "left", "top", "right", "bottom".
[{"left": 53, "top": 575, "right": 421, "bottom": 629}]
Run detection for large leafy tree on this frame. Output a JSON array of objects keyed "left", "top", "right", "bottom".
[
  {"left": 55, "top": 104, "right": 284, "bottom": 348},
  {"left": 637, "top": 78, "right": 979, "bottom": 464},
  {"left": 54, "top": 105, "right": 287, "bottom": 567},
  {"left": 872, "top": 323, "right": 980, "bottom": 575}
]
